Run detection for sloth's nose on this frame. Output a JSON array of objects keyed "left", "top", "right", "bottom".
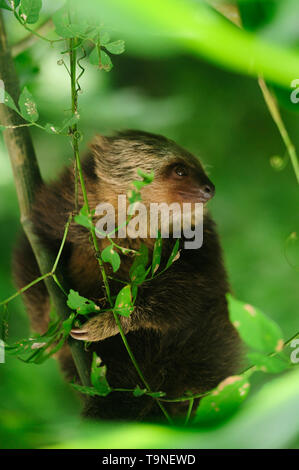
[{"left": 200, "top": 182, "right": 215, "bottom": 201}]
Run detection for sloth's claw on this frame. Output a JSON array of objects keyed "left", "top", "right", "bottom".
[
  {"left": 69, "top": 312, "right": 119, "bottom": 342},
  {"left": 70, "top": 328, "right": 89, "bottom": 341}
]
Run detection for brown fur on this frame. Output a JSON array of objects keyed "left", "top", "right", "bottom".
[{"left": 12, "top": 130, "right": 241, "bottom": 421}]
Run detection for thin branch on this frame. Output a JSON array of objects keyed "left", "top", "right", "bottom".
[
  {"left": 258, "top": 77, "right": 299, "bottom": 184},
  {"left": 184, "top": 398, "right": 194, "bottom": 425},
  {"left": 0, "top": 11, "right": 91, "bottom": 387},
  {"left": 11, "top": 18, "right": 55, "bottom": 57},
  {"left": 68, "top": 35, "right": 172, "bottom": 424}
]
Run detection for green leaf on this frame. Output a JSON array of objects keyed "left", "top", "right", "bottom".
[
  {"left": 133, "top": 385, "right": 147, "bottom": 397},
  {"left": 62, "top": 313, "right": 76, "bottom": 335},
  {"left": 89, "top": 46, "right": 100, "bottom": 66},
  {"left": 113, "top": 285, "right": 134, "bottom": 317},
  {"left": 105, "top": 40, "right": 125, "bottom": 55},
  {"left": 128, "top": 188, "right": 141, "bottom": 205},
  {"left": 91, "top": 352, "right": 111, "bottom": 396},
  {"left": 130, "top": 264, "right": 150, "bottom": 285},
  {"left": 71, "top": 383, "right": 104, "bottom": 397},
  {"left": 137, "top": 168, "right": 154, "bottom": 184},
  {"left": 100, "top": 31, "right": 110, "bottom": 45},
  {"left": 165, "top": 238, "right": 180, "bottom": 269},
  {"left": 19, "top": 0, "right": 42, "bottom": 24},
  {"left": 194, "top": 375, "right": 250, "bottom": 425},
  {"left": 67, "top": 289, "right": 98, "bottom": 315},
  {"left": 101, "top": 245, "right": 121, "bottom": 273},
  {"left": 130, "top": 243, "right": 149, "bottom": 284},
  {"left": 247, "top": 352, "right": 290, "bottom": 374},
  {"left": 18, "top": 87, "right": 39, "bottom": 122},
  {"left": 100, "top": 50, "right": 113, "bottom": 72},
  {"left": 74, "top": 205, "right": 93, "bottom": 230},
  {"left": 151, "top": 231, "right": 162, "bottom": 276},
  {"left": 3, "top": 90, "right": 19, "bottom": 113},
  {"left": 132, "top": 169, "right": 154, "bottom": 191},
  {"left": 53, "top": 6, "right": 99, "bottom": 39},
  {"left": 227, "top": 294, "right": 284, "bottom": 354},
  {"left": 52, "top": 7, "right": 74, "bottom": 38}
]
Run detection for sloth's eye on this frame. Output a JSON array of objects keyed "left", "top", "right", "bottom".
[{"left": 174, "top": 164, "right": 188, "bottom": 177}]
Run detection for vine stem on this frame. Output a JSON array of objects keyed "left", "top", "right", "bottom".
[
  {"left": 12, "top": 18, "right": 56, "bottom": 57},
  {"left": 0, "top": 214, "right": 72, "bottom": 307},
  {"left": 69, "top": 37, "right": 112, "bottom": 306},
  {"left": 68, "top": 35, "right": 172, "bottom": 424},
  {"left": 258, "top": 77, "right": 299, "bottom": 184},
  {"left": 208, "top": 0, "right": 299, "bottom": 185},
  {"left": 0, "top": 10, "right": 90, "bottom": 387}
]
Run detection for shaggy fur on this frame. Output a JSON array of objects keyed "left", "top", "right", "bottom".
[{"left": 13, "top": 130, "right": 241, "bottom": 421}]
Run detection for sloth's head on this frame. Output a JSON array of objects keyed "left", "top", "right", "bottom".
[{"left": 89, "top": 130, "right": 215, "bottom": 209}]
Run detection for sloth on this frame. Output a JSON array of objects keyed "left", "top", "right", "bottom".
[{"left": 13, "top": 130, "right": 241, "bottom": 421}]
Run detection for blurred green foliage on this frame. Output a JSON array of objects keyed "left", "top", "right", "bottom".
[{"left": 0, "top": 0, "right": 298, "bottom": 449}]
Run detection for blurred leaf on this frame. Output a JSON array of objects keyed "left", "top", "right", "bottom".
[
  {"left": 227, "top": 294, "right": 284, "bottom": 354},
  {"left": 0, "top": 0, "right": 13, "bottom": 11},
  {"left": 247, "top": 351, "right": 290, "bottom": 374},
  {"left": 73, "top": 0, "right": 299, "bottom": 88},
  {"left": 91, "top": 352, "right": 111, "bottom": 396},
  {"left": 238, "top": 0, "right": 278, "bottom": 31},
  {"left": 100, "top": 50, "right": 113, "bottom": 72},
  {"left": 18, "top": 87, "right": 39, "bottom": 122},
  {"left": 100, "top": 31, "right": 110, "bottom": 45},
  {"left": 19, "top": 0, "right": 42, "bottom": 25},
  {"left": 3, "top": 90, "right": 19, "bottom": 113},
  {"left": 52, "top": 7, "right": 74, "bottom": 38},
  {"left": 101, "top": 245, "right": 121, "bottom": 273},
  {"left": 113, "top": 285, "right": 134, "bottom": 317},
  {"left": 194, "top": 375, "right": 250, "bottom": 426},
  {"left": 89, "top": 46, "right": 100, "bottom": 65},
  {"left": 105, "top": 40, "right": 125, "bottom": 55}
]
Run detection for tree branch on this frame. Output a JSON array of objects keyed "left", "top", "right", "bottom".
[{"left": 0, "top": 10, "right": 91, "bottom": 386}]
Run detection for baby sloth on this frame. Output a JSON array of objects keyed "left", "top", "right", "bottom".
[{"left": 13, "top": 130, "right": 241, "bottom": 421}]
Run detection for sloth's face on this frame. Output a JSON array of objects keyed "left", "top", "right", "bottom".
[{"left": 138, "top": 156, "right": 215, "bottom": 210}]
